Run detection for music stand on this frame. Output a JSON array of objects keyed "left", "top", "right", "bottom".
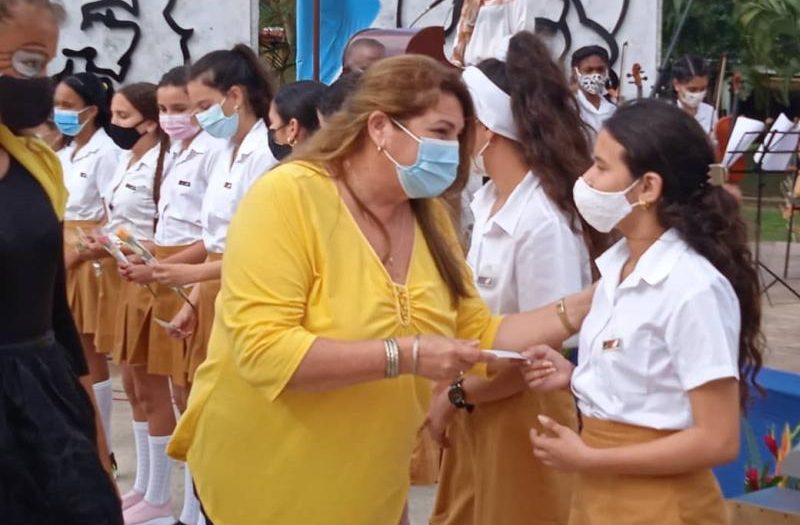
[{"left": 728, "top": 129, "right": 800, "bottom": 301}]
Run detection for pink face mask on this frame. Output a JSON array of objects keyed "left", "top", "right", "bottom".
[{"left": 159, "top": 113, "right": 200, "bottom": 140}]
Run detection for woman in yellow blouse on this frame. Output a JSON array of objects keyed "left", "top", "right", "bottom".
[{"left": 168, "top": 55, "right": 593, "bottom": 525}]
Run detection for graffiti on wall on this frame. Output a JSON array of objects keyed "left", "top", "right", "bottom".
[{"left": 54, "top": 0, "right": 195, "bottom": 83}]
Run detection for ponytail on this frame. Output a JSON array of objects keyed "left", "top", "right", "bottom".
[
  {"left": 477, "top": 31, "right": 608, "bottom": 260},
  {"left": 604, "top": 99, "right": 763, "bottom": 408},
  {"left": 191, "top": 44, "right": 275, "bottom": 124}
]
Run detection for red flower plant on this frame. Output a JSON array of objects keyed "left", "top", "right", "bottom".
[{"left": 764, "top": 429, "right": 779, "bottom": 459}]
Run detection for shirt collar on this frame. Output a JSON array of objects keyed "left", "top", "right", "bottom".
[
  {"left": 596, "top": 228, "right": 687, "bottom": 298},
  {"left": 577, "top": 90, "right": 616, "bottom": 116},
  {"left": 72, "top": 128, "right": 112, "bottom": 161},
  {"left": 234, "top": 119, "right": 270, "bottom": 163},
  {"left": 171, "top": 130, "right": 215, "bottom": 161},
  {"left": 125, "top": 143, "right": 161, "bottom": 172},
  {"left": 470, "top": 172, "right": 540, "bottom": 236}
]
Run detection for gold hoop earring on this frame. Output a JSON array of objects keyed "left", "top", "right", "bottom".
[{"left": 639, "top": 199, "right": 652, "bottom": 210}]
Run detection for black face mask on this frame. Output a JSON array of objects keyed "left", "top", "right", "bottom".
[
  {"left": 268, "top": 128, "right": 293, "bottom": 161},
  {"left": 0, "top": 75, "right": 54, "bottom": 132},
  {"left": 108, "top": 122, "right": 145, "bottom": 150}
]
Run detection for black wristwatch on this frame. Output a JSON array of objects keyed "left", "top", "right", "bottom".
[{"left": 448, "top": 378, "right": 475, "bottom": 413}]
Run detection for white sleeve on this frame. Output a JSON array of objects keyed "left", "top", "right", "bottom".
[
  {"left": 514, "top": 217, "right": 587, "bottom": 312},
  {"left": 95, "top": 147, "right": 121, "bottom": 202},
  {"left": 664, "top": 278, "right": 741, "bottom": 391}
]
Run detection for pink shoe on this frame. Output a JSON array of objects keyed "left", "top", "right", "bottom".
[
  {"left": 123, "top": 499, "right": 175, "bottom": 525},
  {"left": 121, "top": 489, "right": 145, "bottom": 510}
]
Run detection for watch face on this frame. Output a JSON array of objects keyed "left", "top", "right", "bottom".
[{"left": 448, "top": 384, "right": 466, "bottom": 407}]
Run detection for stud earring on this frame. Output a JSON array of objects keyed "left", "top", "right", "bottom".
[{"left": 639, "top": 199, "right": 652, "bottom": 210}]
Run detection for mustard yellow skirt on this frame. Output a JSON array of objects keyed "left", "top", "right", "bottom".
[
  {"left": 569, "top": 417, "right": 728, "bottom": 525},
  {"left": 94, "top": 257, "right": 122, "bottom": 353},
  {"left": 112, "top": 278, "right": 157, "bottom": 371},
  {"left": 187, "top": 253, "right": 222, "bottom": 381},
  {"left": 429, "top": 411, "right": 475, "bottom": 525},
  {"left": 64, "top": 220, "right": 101, "bottom": 335},
  {"left": 432, "top": 388, "right": 577, "bottom": 525},
  {"left": 149, "top": 245, "right": 194, "bottom": 386},
  {"left": 410, "top": 423, "right": 440, "bottom": 486}
]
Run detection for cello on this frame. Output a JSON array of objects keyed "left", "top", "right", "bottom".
[{"left": 714, "top": 71, "right": 745, "bottom": 183}]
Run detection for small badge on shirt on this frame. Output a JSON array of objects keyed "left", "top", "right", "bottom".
[
  {"left": 178, "top": 180, "right": 191, "bottom": 187},
  {"left": 602, "top": 338, "right": 622, "bottom": 351},
  {"left": 125, "top": 183, "right": 137, "bottom": 191},
  {"left": 477, "top": 276, "right": 495, "bottom": 289},
  {"left": 223, "top": 182, "right": 233, "bottom": 189},
  {"left": 79, "top": 172, "right": 88, "bottom": 179}
]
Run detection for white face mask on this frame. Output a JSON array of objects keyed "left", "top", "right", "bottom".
[
  {"left": 679, "top": 89, "right": 707, "bottom": 109},
  {"left": 472, "top": 139, "right": 491, "bottom": 178},
  {"left": 575, "top": 68, "right": 608, "bottom": 96},
  {"left": 573, "top": 176, "right": 641, "bottom": 233}
]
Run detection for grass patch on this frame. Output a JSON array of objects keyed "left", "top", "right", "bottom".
[{"left": 741, "top": 204, "right": 797, "bottom": 242}]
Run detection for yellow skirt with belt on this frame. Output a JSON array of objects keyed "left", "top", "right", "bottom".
[
  {"left": 432, "top": 388, "right": 577, "bottom": 525},
  {"left": 149, "top": 244, "right": 194, "bottom": 386},
  {"left": 94, "top": 257, "right": 122, "bottom": 353},
  {"left": 63, "top": 220, "right": 101, "bottom": 335},
  {"left": 569, "top": 417, "right": 729, "bottom": 525},
  {"left": 186, "top": 252, "right": 222, "bottom": 381}
]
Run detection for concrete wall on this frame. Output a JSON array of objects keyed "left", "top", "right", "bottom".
[
  {"left": 50, "top": 0, "right": 259, "bottom": 84},
  {"left": 374, "top": 0, "right": 662, "bottom": 100}
]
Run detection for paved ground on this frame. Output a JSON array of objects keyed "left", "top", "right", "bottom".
[{"left": 109, "top": 241, "right": 800, "bottom": 524}]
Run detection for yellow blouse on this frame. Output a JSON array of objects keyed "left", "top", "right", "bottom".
[
  {"left": 0, "top": 124, "right": 66, "bottom": 219},
  {"left": 168, "top": 161, "right": 501, "bottom": 525}
]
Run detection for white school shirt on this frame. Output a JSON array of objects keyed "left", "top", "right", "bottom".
[
  {"left": 571, "top": 229, "right": 740, "bottom": 430},
  {"left": 678, "top": 100, "right": 718, "bottom": 136},
  {"left": 468, "top": 173, "right": 591, "bottom": 347},
  {"left": 155, "top": 131, "right": 226, "bottom": 247},
  {"left": 59, "top": 129, "right": 121, "bottom": 221},
  {"left": 576, "top": 90, "right": 617, "bottom": 143},
  {"left": 463, "top": 0, "right": 529, "bottom": 66},
  {"left": 201, "top": 119, "right": 278, "bottom": 253},
  {"left": 105, "top": 144, "right": 161, "bottom": 242}
]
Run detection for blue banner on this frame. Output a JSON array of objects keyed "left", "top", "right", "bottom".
[{"left": 296, "top": 0, "right": 381, "bottom": 84}]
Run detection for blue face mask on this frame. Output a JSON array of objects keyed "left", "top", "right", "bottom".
[
  {"left": 53, "top": 107, "right": 90, "bottom": 137},
  {"left": 382, "top": 119, "right": 460, "bottom": 199},
  {"left": 196, "top": 97, "right": 239, "bottom": 139}
]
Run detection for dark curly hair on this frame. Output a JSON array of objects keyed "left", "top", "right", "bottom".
[
  {"left": 603, "top": 99, "right": 763, "bottom": 409},
  {"left": 476, "top": 31, "right": 607, "bottom": 261}
]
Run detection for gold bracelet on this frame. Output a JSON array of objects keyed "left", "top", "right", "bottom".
[{"left": 556, "top": 298, "right": 578, "bottom": 336}]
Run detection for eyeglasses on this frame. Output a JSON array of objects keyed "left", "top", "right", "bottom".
[{"left": 0, "top": 49, "right": 50, "bottom": 78}]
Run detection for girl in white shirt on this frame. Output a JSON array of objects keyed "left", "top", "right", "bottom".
[
  {"left": 122, "top": 66, "right": 225, "bottom": 525},
  {"left": 523, "top": 100, "right": 763, "bottom": 525},
  {"left": 152, "top": 45, "right": 278, "bottom": 388},
  {"left": 673, "top": 54, "right": 718, "bottom": 142},
  {"left": 429, "top": 31, "right": 603, "bottom": 525},
  {"left": 53, "top": 72, "right": 121, "bottom": 469},
  {"left": 572, "top": 46, "right": 617, "bottom": 144},
  {"left": 104, "top": 83, "right": 178, "bottom": 524}
]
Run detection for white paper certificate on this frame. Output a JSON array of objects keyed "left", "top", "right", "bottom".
[{"left": 483, "top": 349, "right": 527, "bottom": 360}]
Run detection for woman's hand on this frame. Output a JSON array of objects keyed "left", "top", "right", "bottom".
[
  {"left": 530, "top": 415, "right": 594, "bottom": 472},
  {"left": 153, "top": 263, "right": 198, "bottom": 288},
  {"left": 412, "top": 336, "right": 494, "bottom": 382},
  {"left": 521, "top": 345, "right": 574, "bottom": 391},
  {"left": 169, "top": 302, "right": 197, "bottom": 339},
  {"left": 425, "top": 386, "right": 456, "bottom": 448},
  {"left": 126, "top": 261, "right": 155, "bottom": 284}
]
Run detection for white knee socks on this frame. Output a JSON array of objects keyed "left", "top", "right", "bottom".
[
  {"left": 179, "top": 464, "right": 200, "bottom": 525},
  {"left": 144, "top": 434, "right": 173, "bottom": 506},
  {"left": 132, "top": 421, "right": 150, "bottom": 494},
  {"left": 93, "top": 379, "right": 114, "bottom": 450}
]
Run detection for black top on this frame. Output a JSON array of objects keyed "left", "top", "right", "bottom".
[{"left": 0, "top": 157, "right": 87, "bottom": 376}]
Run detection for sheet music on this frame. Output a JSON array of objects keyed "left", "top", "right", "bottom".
[
  {"left": 755, "top": 113, "right": 800, "bottom": 172},
  {"left": 723, "top": 116, "right": 765, "bottom": 168}
]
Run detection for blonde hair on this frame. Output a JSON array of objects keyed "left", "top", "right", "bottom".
[{"left": 293, "top": 54, "right": 476, "bottom": 301}]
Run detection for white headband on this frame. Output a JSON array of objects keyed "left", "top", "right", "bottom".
[{"left": 462, "top": 66, "right": 519, "bottom": 142}]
